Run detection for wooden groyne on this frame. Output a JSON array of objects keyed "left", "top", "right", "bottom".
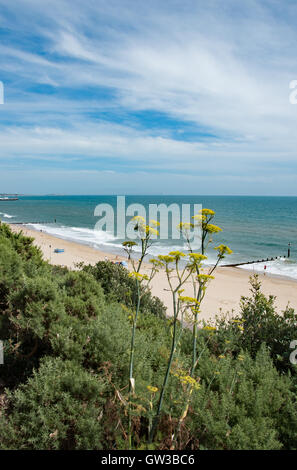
[
  {"left": 221, "top": 255, "right": 283, "bottom": 268},
  {"left": 0, "top": 193, "right": 19, "bottom": 201}
]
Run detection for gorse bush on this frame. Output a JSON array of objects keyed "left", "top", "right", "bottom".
[
  {"left": 0, "top": 238, "right": 23, "bottom": 312},
  {"left": 0, "top": 221, "right": 296, "bottom": 450},
  {"left": 0, "top": 357, "right": 107, "bottom": 450},
  {"left": 60, "top": 271, "right": 106, "bottom": 320},
  {"left": 0, "top": 222, "right": 43, "bottom": 264},
  {"left": 208, "top": 275, "right": 297, "bottom": 375},
  {"left": 8, "top": 276, "right": 65, "bottom": 339},
  {"left": 189, "top": 345, "right": 297, "bottom": 450},
  {"left": 83, "top": 261, "right": 166, "bottom": 319}
]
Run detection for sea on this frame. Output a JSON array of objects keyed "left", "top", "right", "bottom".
[{"left": 1, "top": 195, "right": 297, "bottom": 280}]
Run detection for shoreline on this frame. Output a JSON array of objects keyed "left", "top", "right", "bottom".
[
  {"left": 7, "top": 223, "right": 297, "bottom": 322},
  {"left": 8, "top": 222, "right": 296, "bottom": 282}
]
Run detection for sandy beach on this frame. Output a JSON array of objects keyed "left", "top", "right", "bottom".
[{"left": 8, "top": 223, "right": 297, "bottom": 322}]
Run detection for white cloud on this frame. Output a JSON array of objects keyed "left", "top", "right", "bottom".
[{"left": 0, "top": 0, "right": 297, "bottom": 193}]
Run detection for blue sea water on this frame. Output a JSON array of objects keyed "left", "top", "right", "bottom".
[{"left": 0, "top": 195, "right": 297, "bottom": 279}]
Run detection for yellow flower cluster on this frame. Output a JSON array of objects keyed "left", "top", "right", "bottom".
[
  {"left": 200, "top": 208, "right": 215, "bottom": 216},
  {"left": 150, "top": 258, "right": 164, "bottom": 268},
  {"left": 189, "top": 253, "right": 207, "bottom": 262},
  {"left": 149, "top": 219, "right": 160, "bottom": 227},
  {"left": 192, "top": 214, "right": 203, "bottom": 222},
  {"left": 202, "top": 325, "right": 216, "bottom": 332},
  {"left": 145, "top": 226, "right": 159, "bottom": 236},
  {"left": 178, "top": 296, "right": 200, "bottom": 305},
  {"left": 122, "top": 240, "right": 137, "bottom": 248},
  {"left": 192, "top": 208, "right": 215, "bottom": 223},
  {"left": 128, "top": 272, "right": 149, "bottom": 281},
  {"left": 173, "top": 370, "right": 201, "bottom": 390},
  {"left": 179, "top": 375, "right": 201, "bottom": 390},
  {"left": 158, "top": 254, "right": 175, "bottom": 264},
  {"left": 205, "top": 224, "right": 222, "bottom": 234},
  {"left": 131, "top": 216, "right": 160, "bottom": 238},
  {"left": 169, "top": 250, "right": 186, "bottom": 259},
  {"left": 197, "top": 274, "right": 215, "bottom": 282},
  {"left": 132, "top": 215, "right": 145, "bottom": 223},
  {"left": 147, "top": 385, "right": 158, "bottom": 393},
  {"left": 215, "top": 244, "right": 233, "bottom": 255},
  {"left": 232, "top": 319, "right": 245, "bottom": 331}
]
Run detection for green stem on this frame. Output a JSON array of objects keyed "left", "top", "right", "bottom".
[
  {"left": 148, "top": 290, "right": 179, "bottom": 443},
  {"left": 128, "top": 279, "right": 141, "bottom": 449}
]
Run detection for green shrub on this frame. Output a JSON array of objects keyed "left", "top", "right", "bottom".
[
  {"left": 8, "top": 276, "right": 66, "bottom": 340},
  {"left": 59, "top": 270, "right": 105, "bottom": 320},
  {"left": 0, "top": 222, "right": 43, "bottom": 264},
  {"left": 83, "top": 261, "right": 166, "bottom": 319},
  {"left": 180, "top": 346, "right": 297, "bottom": 450},
  {"left": 0, "top": 357, "right": 107, "bottom": 450},
  {"left": 209, "top": 275, "right": 297, "bottom": 375},
  {"left": 4, "top": 273, "right": 106, "bottom": 374},
  {"left": 81, "top": 305, "right": 171, "bottom": 388},
  {"left": 1, "top": 223, "right": 296, "bottom": 450},
  {"left": 1, "top": 276, "right": 66, "bottom": 387},
  {"left": 0, "top": 238, "right": 23, "bottom": 314}
]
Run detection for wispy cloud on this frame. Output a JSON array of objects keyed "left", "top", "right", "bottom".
[{"left": 0, "top": 0, "right": 297, "bottom": 194}]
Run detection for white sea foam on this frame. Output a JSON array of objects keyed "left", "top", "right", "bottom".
[
  {"left": 239, "top": 257, "right": 297, "bottom": 280},
  {"left": 26, "top": 223, "right": 200, "bottom": 259},
  {"left": 0, "top": 212, "right": 15, "bottom": 219},
  {"left": 25, "top": 223, "right": 297, "bottom": 280},
  {"left": 28, "top": 224, "right": 117, "bottom": 249}
]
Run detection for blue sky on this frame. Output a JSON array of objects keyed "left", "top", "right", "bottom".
[{"left": 0, "top": 0, "right": 297, "bottom": 195}]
